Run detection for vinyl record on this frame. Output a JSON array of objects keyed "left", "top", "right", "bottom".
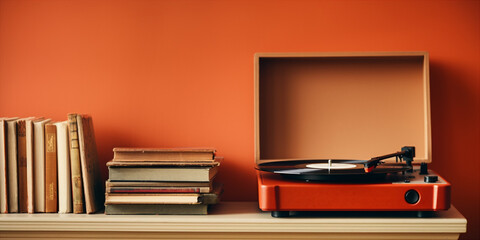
[{"left": 256, "top": 159, "right": 411, "bottom": 181}]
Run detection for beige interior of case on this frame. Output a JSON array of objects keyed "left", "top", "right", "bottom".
[{"left": 255, "top": 52, "right": 431, "bottom": 164}]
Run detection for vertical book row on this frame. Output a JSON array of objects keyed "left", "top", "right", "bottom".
[{"left": 0, "top": 114, "right": 103, "bottom": 214}]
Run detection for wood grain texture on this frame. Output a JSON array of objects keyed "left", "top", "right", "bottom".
[
  {"left": 0, "top": 231, "right": 462, "bottom": 240},
  {"left": 0, "top": 202, "right": 467, "bottom": 234}
]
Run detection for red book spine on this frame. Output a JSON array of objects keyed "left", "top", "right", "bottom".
[
  {"left": 45, "top": 124, "right": 57, "bottom": 213},
  {"left": 16, "top": 120, "right": 27, "bottom": 213}
]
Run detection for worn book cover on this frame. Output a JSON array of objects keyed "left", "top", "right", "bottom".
[
  {"left": 16, "top": 119, "right": 28, "bottom": 213},
  {"left": 0, "top": 119, "right": 6, "bottom": 213},
  {"left": 33, "top": 118, "right": 51, "bottom": 212},
  {"left": 25, "top": 118, "right": 42, "bottom": 213},
  {"left": 105, "top": 204, "right": 209, "bottom": 215},
  {"left": 0, "top": 118, "right": 17, "bottom": 213},
  {"left": 104, "top": 184, "right": 222, "bottom": 215},
  {"left": 108, "top": 165, "right": 218, "bottom": 182},
  {"left": 45, "top": 124, "right": 58, "bottom": 213},
  {"left": 105, "top": 180, "right": 211, "bottom": 188},
  {"left": 113, "top": 148, "right": 216, "bottom": 162},
  {"left": 54, "top": 121, "right": 72, "bottom": 213},
  {"left": 200, "top": 183, "right": 223, "bottom": 205},
  {"left": 106, "top": 157, "right": 222, "bottom": 167},
  {"left": 105, "top": 183, "right": 222, "bottom": 204},
  {"left": 106, "top": 186, "right": 211, "bottom": 194},
  {"left": 68, "top": 113, "right": 84, "bottom": 213},
  {"left": 105, "top": 193, "right": 201, "bottom": 205},
  {"left": 77, "top": 114, "right": 103, "bottom": 214},
  {"left": 7, "top": 118, "right": 18, "bottom": 213}
]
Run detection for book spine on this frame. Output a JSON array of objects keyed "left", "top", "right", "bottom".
[
  {"left": 77, "top": 115, "right": 103, "bottom": 214},
  {"left": 33, "top": 119, "right": 49, "bottom": 212},
  {"left": 77, "top": 115, "right": 91, "bottom": 213},
  {"left": 105, "top": 204, "right": 208, "bottom": 215},
  {"left": 68, "top": 114, "right": 84, "bottom": 213},
  {"left": 104, "top": 194, "right": 200, "bottom": 205},
  {"left": 108, "top": 166, "right": 214, "bottom": 182},
  {"left": 16, "top": 120, "right": 28, "bottom": 213},
  {"left": 25, "top": 120, "right": 35, "bottom": 213},
  {"left": 55, "top": 121, "right": 72, "bottom": 213},
  {"left": 107, "top": 188, "right": 202, "bottom": 193},
  {"left": 201, "top": 192, "right": 221, "bottom": 205},
  {"left": 45, "top": 124, "right": 57, "bottom": 213},
  {"left": 7, "top": 120, "right": 18, "bottom": 213},
  {"left": 113, "top": 152, "right": 215, "bottom": 161},
  {"left": 0, "top": 120, "right": 8, "bottom": 213}
]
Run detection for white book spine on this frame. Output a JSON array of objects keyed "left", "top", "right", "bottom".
[
  {"left": 54, "top": 121, "right": 72, "bottom": 213},
  {"left": 33, "top": 119, "right": 50, "bottom": 212},
  {"left": 25, "top": 120, "right": 35, "bottom": 213},
  {"left": 7, "top": 120, "right": 18, "bottom": 213},
  {"left": 0, "top": 120, "right": 8, "bottom": 213}
]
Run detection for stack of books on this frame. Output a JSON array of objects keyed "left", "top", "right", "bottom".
[
  {"left": 105, "top": 148, "right": 222, "bottom": 215},
  {"left": 0, "top": 114, "right": 103, "bottom": 214}
]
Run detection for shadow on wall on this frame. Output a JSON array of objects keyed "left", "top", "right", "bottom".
[{"left": 429, "top": 60, "right": 479, "bottom": 240}]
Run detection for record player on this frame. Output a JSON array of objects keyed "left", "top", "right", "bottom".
[{"left": 254, "top": 52, "right": 451, "bottom": 217}]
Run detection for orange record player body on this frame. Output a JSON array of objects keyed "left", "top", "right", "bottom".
[
  {"left": 257, "top": 167, "right": 451, "bottom": 217},
  {"left": 254, "top": 52, "right": 451, "bottom": 217}
]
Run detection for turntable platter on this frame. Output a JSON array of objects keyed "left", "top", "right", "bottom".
[{"left": 256, "top": 159, "right": 411, "bottom": 181}]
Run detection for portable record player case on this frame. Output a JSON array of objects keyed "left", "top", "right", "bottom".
[{"left": 254, "top": 52, "right": 451, "bottom": 216}]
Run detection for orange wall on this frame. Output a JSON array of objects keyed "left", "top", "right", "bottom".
[{"left": 0, "top": 0, "right": 478, "bottom": 239}]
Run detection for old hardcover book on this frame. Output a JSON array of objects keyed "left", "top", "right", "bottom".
[
  {"left": 7, "top": 118, "right": 18, "bottom": 212},
  {"left": 77, "top": 114, "right": 103, "bottom": 214},
  {"left": 104, "top": 184, "right": 222, "bottom": 215},
  {"left": 0, "top": 118, "right": 17, "bottom": 213},
  {"left": 108, "top": 165, "right": 218, "bottom": 182},
  {"left": 33, "top": 118, "right": 50, "bottom": 212},
  {"left": 106, "top": 159, "right": 221, "bottom": 167},
  {"left": 104, "top": 193, "right": 201, "bottom": 205},
  {"left": 105, "top": 180, "right": 211, "bottom": 188},
  {"left": 54, "top": 121, "right": 71, "bottom": 213},
  {"left": 68, "top": 113, "right": 84, "bottom": 213},
  {"left": 25, "top": 118, "right": 42, "bottom": 213},
  {"left": 45, "top": 124, "right": 57, "bottom": 213},
  {"left": 200, "top": 183, "right": 222, "bottom": 205},
  {"left": 113, "top": 148, "right": 216, "bottom": 162},
  {"left": 16, "top": 119, "right": 28, "bottom": 213},
  {"left": 105, "top": 204, "right": 208, "bottom": 215},
  {"left": 0, "top": 119, "right": 6, "bottom": 213},
  {"left": 106, "top": 186, "right": 211, "bottom": 194},
  {"left": 25, "top": 119, "right": 35, "bottom": 213}
]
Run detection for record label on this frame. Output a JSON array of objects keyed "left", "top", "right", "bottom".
[{"left": 306, "top": 163, "right": 357, "bottom": 169}]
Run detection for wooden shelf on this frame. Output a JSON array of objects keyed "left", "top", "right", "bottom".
[{"left": 0, "top": 202, "right": 467, "bottom": 239}]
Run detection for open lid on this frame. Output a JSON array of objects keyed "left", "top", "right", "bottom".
[{"left": 254, "top": 52, "right": 431, "bottom": 164}]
